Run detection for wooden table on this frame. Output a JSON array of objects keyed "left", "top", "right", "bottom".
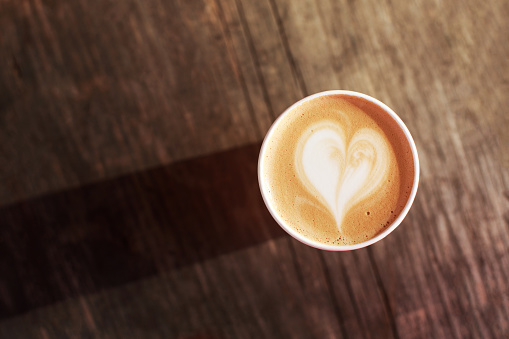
[{"left": 1, "top": 0, "right": 508, "bottom": 338}]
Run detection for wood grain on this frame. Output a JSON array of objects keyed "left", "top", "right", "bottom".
[
  {"left": 0, "top": 0, "right": 508, "bottom": 338},
  {"left": 0, "top": 143, "right": 285, "bottom": 319},
  {"left": 0, "top": 238, "right": 393, "bottom": 339},
  {"left": 0, "top": 0, "right": 274, "bottom": 205}
]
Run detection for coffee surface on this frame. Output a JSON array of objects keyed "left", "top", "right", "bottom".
[{"left": 260, "top": 94, "right": 415, "bottom": 246}]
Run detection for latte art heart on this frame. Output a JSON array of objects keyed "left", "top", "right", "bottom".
[{"left": 295, "top": 120, "right": 392, "bottom": 231}]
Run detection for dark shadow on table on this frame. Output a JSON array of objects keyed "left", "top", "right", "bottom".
[{"left": 0, "top": 143, "right": 285, "bottom": 319}]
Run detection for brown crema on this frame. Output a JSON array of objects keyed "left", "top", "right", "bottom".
[{"left": 260, "top": 94, "right": 415, "bottom": 246}]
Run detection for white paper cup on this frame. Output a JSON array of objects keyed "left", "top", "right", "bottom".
[{"left": 258, "top": 90, "right": 420, "bottom": 251}]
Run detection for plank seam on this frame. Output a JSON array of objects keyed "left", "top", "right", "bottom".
[
  {"left": 267, "top": 0, "right": 308, "bottom": 97},
  {"left": 234, "top": 0, "right": 276, "bottom": 121},
  {"left": 367, "top": 248, "right": 400, "bottom": 339}
]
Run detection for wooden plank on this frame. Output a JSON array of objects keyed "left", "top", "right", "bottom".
[
  {"left": 233, "top": 0, "right": 307, "bottom": 106},
  {"left": 0, "top": 143, "right": 285, "bottom": 319},
  {"left": 266, "top": 0, "right": 339, "bottom": 94},
  {"left": 0, "top": 0, "right": 275, "bottom": 206},
  {"left": 0, "top": 237, "right": 386, "bottom": 339},
  {"left": 319, "top": 249, "right": 398, "bottom": 339}
]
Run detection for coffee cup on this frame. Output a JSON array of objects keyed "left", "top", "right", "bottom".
[{"left": 258, "top": 90, "right": 419, "bottom": 251}]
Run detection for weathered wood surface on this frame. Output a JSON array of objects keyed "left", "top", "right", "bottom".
[{"left": 0, "top": 0, "right": 508, "bottom": 338}]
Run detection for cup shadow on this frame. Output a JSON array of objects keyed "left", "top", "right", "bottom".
[{"left": 0, "top": 143, "right": 285, "bottom": 319}]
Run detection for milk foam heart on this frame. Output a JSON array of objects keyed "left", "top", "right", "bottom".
[{"left": 295, "top": 120, "right": 392, "bottom": 231}]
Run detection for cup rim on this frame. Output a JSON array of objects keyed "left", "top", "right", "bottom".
[{"left": 258, "top": 90, "right": 420, "bottom": 251}]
